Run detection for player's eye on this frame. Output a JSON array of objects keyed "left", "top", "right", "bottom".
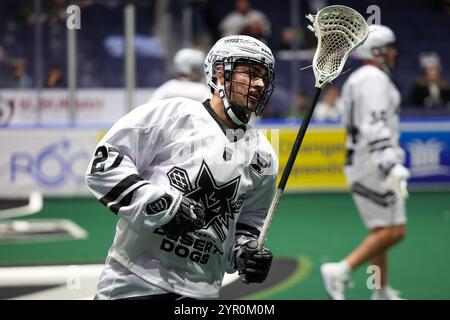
[
  {"left": 261, "top": 75, "right": 269, "bottom": 85},
  {"left": 250, "top": 72, "right": 268, "bottom": 84}
]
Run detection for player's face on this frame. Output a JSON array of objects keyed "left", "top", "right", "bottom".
[
  {"left": 384, "top": 44, "right": 398, "bottom": 69},
  {"left": 229, "top": 63, "right": 268, "bottom": 112}
]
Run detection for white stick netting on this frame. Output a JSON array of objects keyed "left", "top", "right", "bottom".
[{"left": 307, "top": 5, "right": 369, "bottom": 88}]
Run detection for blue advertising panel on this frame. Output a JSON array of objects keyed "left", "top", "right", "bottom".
[{"left": 401, "top": 122, "right": 450, "bottom": 188}]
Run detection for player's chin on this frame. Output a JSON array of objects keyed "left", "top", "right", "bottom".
[
  {"left": 245, "top": 104, "right": 257, "bottom": 115},
  {"left": 386, "top": 57, "right": 396, "bottom": 70},
  {"left": 247, "top": 97, "right": 260, "bottom": 109}
]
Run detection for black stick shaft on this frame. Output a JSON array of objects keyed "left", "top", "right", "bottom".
[
  {"left": 278, "top": 87, "right": 322, "bottom": 190},
  {"left": 258, "top": 87, "right": 323, "bottom": 250}
]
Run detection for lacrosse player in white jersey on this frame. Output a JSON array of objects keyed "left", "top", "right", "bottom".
[
  {"left": 320, "top": 25, "right": 410, "bottom": 300},
  {"left": 148, "top": 48, "right": 211, "bottom": 102},
  {"left": 86, "top": 35, "right": 278, "bottom": 300}
]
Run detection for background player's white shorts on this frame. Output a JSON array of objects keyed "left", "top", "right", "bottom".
[{"left": 345, "top": 169, "right": 406, "bottom": 230}]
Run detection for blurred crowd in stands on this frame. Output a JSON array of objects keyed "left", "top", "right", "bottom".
[{"left": 0, "top": 0, "right": 449, "bottom": 119}]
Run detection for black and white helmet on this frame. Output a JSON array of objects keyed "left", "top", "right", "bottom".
[{"left": 204, "top": 35, "right": 275, "bottom": 126}]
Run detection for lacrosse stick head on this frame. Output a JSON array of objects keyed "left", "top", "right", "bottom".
[{"left": 306, "top": 5, "right": 369, "bottom": 88}]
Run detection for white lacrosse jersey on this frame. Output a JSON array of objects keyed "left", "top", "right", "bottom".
[
  {"left": 85, "top": 97, "right": 278, "bottom": 299},
  {"left": 149, "top": 79, "right": 211, "bottom": 102},
  {"left": 341, "top": 64, "right": 403, "bottom": 183}
]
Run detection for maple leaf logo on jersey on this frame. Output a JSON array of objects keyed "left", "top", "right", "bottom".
[{"left": 167, "top": 161, "right": 241, "bottom": 242}]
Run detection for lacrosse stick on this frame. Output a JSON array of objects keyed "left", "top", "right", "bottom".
[{"left": 257, "top": 5, "right": 369, "bottom": 251}]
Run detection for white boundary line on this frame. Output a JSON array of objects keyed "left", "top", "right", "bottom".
[
  {"left": 0, "top": 219, "right": 88, "bottom": 242},
  {"left": 0, "top": 191, "right": 43, "bottom": 220},
  {"left": 0, "top": 265, "right": 103, "bottom": 286},
  {"left": 0, "top": 264, "right": 240, "bottom": 300}
]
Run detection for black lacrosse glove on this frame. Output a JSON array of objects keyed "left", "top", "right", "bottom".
[
  {"left": 235, "top": 239, "right": 273, "bottom": 283},
  {"left": 162, "top": 197, "right": 205, "bottom": 240}
]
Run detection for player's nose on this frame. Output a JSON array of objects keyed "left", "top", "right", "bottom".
[{"left": 252, "top": 76, "right": 265, "bottom": 90}]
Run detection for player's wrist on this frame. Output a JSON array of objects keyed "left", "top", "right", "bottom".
[
  {"left": 389, "top": 164, "right": 410, "bottom": 179},
  {"left": 143, "top": 186, "right": 184, "bottom": 226},
  {"left": 234, "top": 239, "right": 273, "bottom": 283},
  {"left": 161, "top": 195, "right": 205, "bottom": 240}
]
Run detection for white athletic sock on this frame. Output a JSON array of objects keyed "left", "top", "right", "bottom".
[
  {"left": 338, "top": 260, "right": 351, "bottom": 274},
  {"left": 375, "top": 284, "right": 390, "bottom": 292}
]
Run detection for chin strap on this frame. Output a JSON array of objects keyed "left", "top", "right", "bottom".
[
  {"left": 374, "top": 55, "right": 391, "bottom": 74},
  {"left": 381, "top": 63, "right": 392, "bottom": 75},
  {"left": 220, "top": 88, "right": 249, "bottom": 126},
  {"left": 373, "top": 48, "right": 392, "bottom": 74},
  {"left": 208, "top": 79, "right": 249, "bottom": 126}
]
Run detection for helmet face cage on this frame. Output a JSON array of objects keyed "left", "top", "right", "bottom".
[{"left": 216, "top": 57, "right": 275, "bottom": 117}]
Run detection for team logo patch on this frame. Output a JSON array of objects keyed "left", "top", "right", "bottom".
[
  {"left": 223, "top": 147, "right": 233, "bottom": 161},
  {"left": 167, "top": 161, "right": 242, "bottom": 242},
  {"left": 250, "top": 152, "right": 272, "bottom": 175},
  {"left": 146, "top": 194, "right": 173, "bottom": 215},
  {"left": 167, "top": 167, "right": 192, "bottom": 193}
]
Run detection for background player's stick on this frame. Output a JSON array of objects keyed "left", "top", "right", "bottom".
[{"left": 258, "top": 5, "right": 369, "bottom": 251}]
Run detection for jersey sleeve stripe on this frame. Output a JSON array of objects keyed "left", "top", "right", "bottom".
[
  {"left": 110, "top": 191, "right": 134, "bottom": 214},
  {"left": 108, "top": 181, "right": 148, "bottom": 214},
  {"left": 351, "top": 182, "right": 395, "bottom": 207},
  {"left": 107, "top": 181, "right": 149, "bottom": 213},
  {"left": 369, "top": 144, "right": 393, "bottom": 153},
  {"left": 368, "top": 138, "right": 393, "bottom": 153},
  {"left": 379, "top": 162, "right": 396, "bottom": 176},
  {"left": 368, "top": 138, "right": 391, "bottom": 146},
  {"left": 236, "top": 223, "right": 260, "bottom": 237},
  {"left": 100, "top": 174, "right": 146, "bottom": 206}
]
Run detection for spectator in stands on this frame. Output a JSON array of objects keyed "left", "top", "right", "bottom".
[
  {"left": 45, "top": 64, "right": 66, "bottom": 88},
  {"left": 277, "top": 25, "right": 315, "bottom": 51},
  {"left": 79, "top": 61, "right": 101, "bottom": 87},
  {"left": 219, "top": 0, "right": 271, "bottom": 39},
  {"left": 286, "top": 90, "right": 309, "bottom": 119},
  {"left": 0, "top": 46, "right": 8, "bottom": 87},
  {"left": 242, "top": 15, "right": 270, "bottom": 45},
  {"left": 277, "top": 27, "right": 297, "bottom": 51},
  {"left": 5, "top": 58, "right": 32, "bottom": 88},
  {"left": 409, "top": 52, "right": 450, "bottom": 109},
  {"left": 313, "top": 84, "right": 343, "bottom": 121},
  {"left": 47, "top": 0, "right": 68, "bottom": 29},
  {"left": 261, "top": 86, "right": 291, "bottom": 119}
]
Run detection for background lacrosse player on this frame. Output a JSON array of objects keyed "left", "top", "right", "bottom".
[
  {"left": 85, "top": 35, "right": 278, "bottom": 300},
  {"left": 321, "top": 24, "right": 409, "bottom": 300},
  {"left": 148, "top": 48, "right": 210, "bottom": 102}
]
